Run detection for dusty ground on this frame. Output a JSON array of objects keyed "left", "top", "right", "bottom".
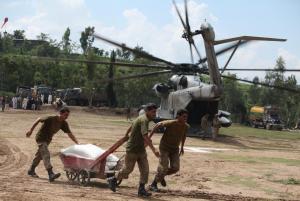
[{"left": 0, "top": 107, "right": 299, "bottom": 201}]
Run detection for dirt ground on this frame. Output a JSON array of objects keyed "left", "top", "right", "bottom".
[{"left": 0, "top": 107, "right": 299, "bottom": 201}]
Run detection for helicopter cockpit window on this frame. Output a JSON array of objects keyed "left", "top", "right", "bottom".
[
  {"left": 156, "top": 83, "right": 170, "bottom": 93},
  {"left": 179, "top": 76, "right": 188, "bottom": 89}
]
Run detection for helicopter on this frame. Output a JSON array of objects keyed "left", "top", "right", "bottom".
[
  {"left": 4, "top": 0, "right": 295, "bottom": 137},
  {"left": 88, "top": 0, "right": 287, "bottom": 136}
]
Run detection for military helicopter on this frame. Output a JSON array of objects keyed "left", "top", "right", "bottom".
[
  {"left": 8, "top": 0, "right": 296, "bottom": 137},
  {"left": 87, "top": 0, "right": 288, "bottom": 136}
]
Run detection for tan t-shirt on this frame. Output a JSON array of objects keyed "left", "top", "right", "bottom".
[
  {"left": 126, "top": 115, "right": 149, "bottom": 153},
  {"left": 159, "top": 120, "right": 189, "bottom": 152},
  {"left": 35, "top": 115, "right": 71, "bottom": 144}
]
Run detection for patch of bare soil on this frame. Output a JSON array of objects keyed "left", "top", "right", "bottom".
[{"left": 0, "top": 108, "right": 299, "bottom": 201}]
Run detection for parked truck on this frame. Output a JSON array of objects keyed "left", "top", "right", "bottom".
[
  {"left": 62, "top": 87, "right": 108, "bottom": 107},
  {"left": 249, "top": 106, "right": 283, "bottom": 130}
]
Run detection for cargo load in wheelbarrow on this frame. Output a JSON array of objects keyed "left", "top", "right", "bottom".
[{"left": 60, "top": 136, "right": 127, "bottom": 186}]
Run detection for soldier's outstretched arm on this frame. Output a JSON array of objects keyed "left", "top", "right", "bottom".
[
  {"left": 67, "top": 132, "right": 79, "bottom": 144},
  {"left": 149, "top": 122, "right": 163, "bottom": 138},
  {"left": 26, "top": 118, "right": 41, "bottom": 137}
]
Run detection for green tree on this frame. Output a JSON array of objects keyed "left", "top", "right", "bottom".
[
  {"left": 34, "top": 71, "right": 43, "bottom": 85},
  {"left": 79, "top": 26, "right": 95, "bottom": 54},
  {"left": 220, "top": 73, "right": 247, "bottom": 123},
  {"left": 261, "top": 56, "right": 286, "bottom": 105},
  {"left": 106, "top": 51, "right": 117, "bottom": 107},
  {"left": 62, "top": 27, "right": 71, "bottom": 54},
  {"left": 248, "top": 76, "right": 262, "bottom": 105},
  {"left": 36, "top": 33, "right": 49, "bottom": 41},
  {"left": 13, "top": 30, "right": 25, "bottom": 40},
  {"left": 1, "top": 32, "right": 14, "bottom": 53}
]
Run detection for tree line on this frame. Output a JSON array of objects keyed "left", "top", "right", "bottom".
[{"left": 0, "top": 28, "right": 299, "bottom": 127}]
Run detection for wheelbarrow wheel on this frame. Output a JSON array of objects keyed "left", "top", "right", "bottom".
[
  {"left": 66, "top": 170, "right": 77, "bottom": 181},
  {"left": 78, "top": 170, "right": 90, "bottom": 186}
]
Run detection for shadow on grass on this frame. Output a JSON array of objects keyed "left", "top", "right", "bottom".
[{"left": 190, "top": 134, "right": 251, "bottom": 149}]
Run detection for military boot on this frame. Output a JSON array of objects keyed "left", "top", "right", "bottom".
[
  {"left": 27, "top": 165, "right": 39, "bottom": 178},
  {"left": 107, "top": 176, "right": 117, "bottom": 192},
  {"left": 138, "top": 183, "right": 152, "bottom": 197},
  {"left": 149, "top": 180, "right": 159, "bottom": 192},
  {"left": 160, "top": 177, "right": 167, "bottom": 187},
  {"left": 47, "top": 168, "right": 61, "bottom": 182}
]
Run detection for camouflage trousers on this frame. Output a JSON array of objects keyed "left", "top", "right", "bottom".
[
  {"left": 154, "top": 148, "right": 180, "bottom": 182},
  {"left": 31, "top": 142, "right": 52, "bottom": 170},
  {"left": 117, "top": 151, "right": 149, "bottom": 184}
]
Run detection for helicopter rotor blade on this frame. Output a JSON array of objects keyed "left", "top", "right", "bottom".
[
  {"left": 173, "top": 0, "right": 196, "bottom": 63},
  {"left": 198, "top": 40, "right": 249, "bottom": 64},
  {"left": 188, "top": 43, "right": 194, "bottom": 63},
  {"left": 221, "top": 40, "right": 241, "bottom": 73},
  {"left": 101, "top": 70, "right": 172, "bottom": 82},
  {"left": 184, "top": 0, "right": 203, "bottom": 62},
  {"left": 173, "top": 0, "right": 187, "bottom": 30},
  {"left": 27, "top": 56, "right": 170, "bottom": 69},
  {"left": 93, "top": 34, "right": 176, "bottom": 67},
  {"left": 214, "top": 36, "right": 287, "bottom": 45},
  {"left": 184, "top": 0, "right": 203, "bottom": 63},
  {"left": 192, "top": 42, "right": 202, "bottom": 61},
  {"left": 220, "top": 68, "right": 300, "bottom": 72},
  {"left": 184, "top": 0, "right": 191, "bottom": 34},
  {"left": 221, "top": 74, "right": 300, "bottom": 93}
]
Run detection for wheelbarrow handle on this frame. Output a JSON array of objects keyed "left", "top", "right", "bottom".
[{"left": 89, "top": 136, "right": 128, "bottom": 169}]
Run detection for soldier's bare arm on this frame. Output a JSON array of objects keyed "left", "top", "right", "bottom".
[
  {"left": 67, "top": 132, "right": 79, "bottom": 144},
  {"left": 26, "top": 118, "right": 41, "bottom": 137},
  {"left": 149, "top": 122, "right": 163, "bottom": 138},
  {"left": 180, "top": 133, "right": 187, "bottom": 156}
]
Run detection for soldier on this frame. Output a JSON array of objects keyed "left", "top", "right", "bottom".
[
  {"left": 108, "top": 103, "right": 160, "bottom": 197},
  {"left": 201, "top": 113, "right": 211, "bottom": 139},
  {"left": 149, "top": 109, "right": 189, "bottom": 192},
  {"left": 212, "top": 114, "right": 221, "bottom": 140},
  {"left": 126, "top": 106, "right": 131, "bottom": 121},
  {"left": 26, "top": 107, "right": 79, "bottom": 182}
]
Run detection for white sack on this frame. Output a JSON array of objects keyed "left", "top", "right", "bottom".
[{"left": 61, "top": 144, "right": 119, "bottom": 169}]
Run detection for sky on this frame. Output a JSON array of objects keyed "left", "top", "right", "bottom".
[{"left": 1, "top": 0, "right": 300, "bottom": 82}]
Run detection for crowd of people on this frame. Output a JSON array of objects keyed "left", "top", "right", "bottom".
[{"left": 0, "top": 94, "right": 56, "bottom": 111}]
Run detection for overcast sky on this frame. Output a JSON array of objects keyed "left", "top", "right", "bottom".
[{"left": 1, "top": 0, "right": 299, "bottom": 82}]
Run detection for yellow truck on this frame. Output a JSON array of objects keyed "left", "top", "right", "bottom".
[{"left": 249, "top": 106, "right": 283, "bottom": 130}]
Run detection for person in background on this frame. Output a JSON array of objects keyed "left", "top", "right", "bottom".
[
  {"left": 48, "top": 94, "right": 52, "bottom": 104},
  {"left": 212, "top": 114, "right": 221, "bottom": 140},
  {"left": 1, "top": 96, "right": 6, "bottom": 112}
]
